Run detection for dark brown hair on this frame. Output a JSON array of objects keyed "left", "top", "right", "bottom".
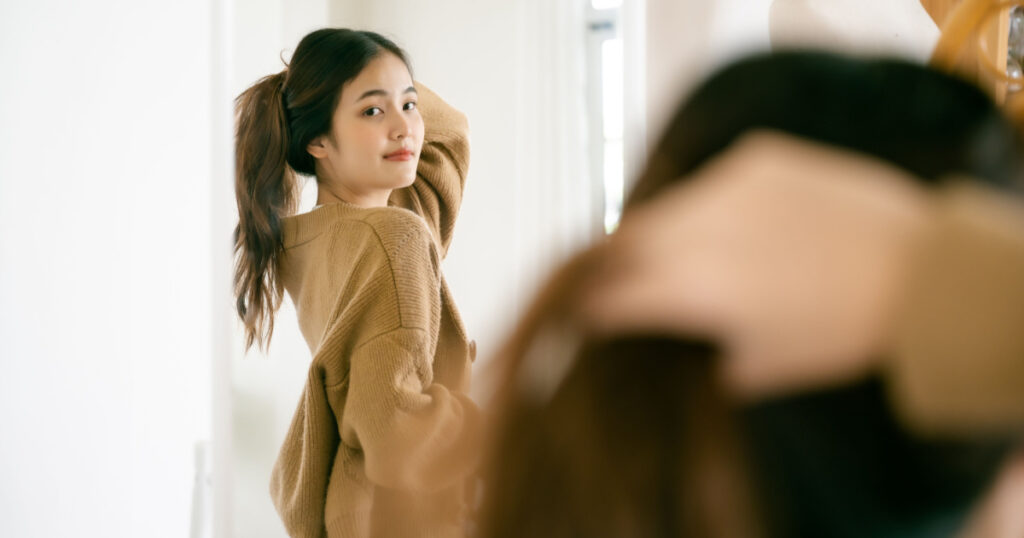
[{"left": 233, "top": 28, "right": 410, "bottom": 350}]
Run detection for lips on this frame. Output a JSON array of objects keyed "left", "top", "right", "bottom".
[{"left": 384, "top": 148, "right": 415, "bottom": 161}]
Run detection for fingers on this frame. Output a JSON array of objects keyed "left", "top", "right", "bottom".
[{"left": 579, "top": 222, "right": 725, "bottom": 340}]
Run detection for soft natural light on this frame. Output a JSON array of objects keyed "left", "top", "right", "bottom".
[
  {"left": 602, "top": 37, "right": 624, "bottom": 233},
  {"left": 602, "top": 38, "right": 623, "bottom": 140},
  {"left": 603, "top": 139, "right": 624, "bottom": 232},
  {"left": 591, "top": 0, "right": 623, "bottom": 10}
]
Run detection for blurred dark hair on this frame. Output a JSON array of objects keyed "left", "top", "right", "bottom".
[
  {"left": 629, "top": 51, "right": 1023, "bottom": 208},
  {"left": 233, "top": 28, "right": 410, "bottom": 350},
  {"left": 479, "top": 250, "right": 761, "bottom": 538},
  {"left": 479, "top": 51, "right": 1021, "bottom": 538}
]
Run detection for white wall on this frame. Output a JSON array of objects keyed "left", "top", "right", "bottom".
[
  {"left": 643, "top": 0, "right": 940, "bottom": 143},
  {"left": 0, "top": 0, "right": 218, "bottom": 536},
  {"left": 768, "top": 0, "right": 938, "bottom": 61},
  {"left": 645, "top": 0, "right": 775, "bottom": 142}
]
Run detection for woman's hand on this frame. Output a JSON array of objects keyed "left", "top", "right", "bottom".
[{"left": 584, "top": 131, "right": 936, "bottom": 400}]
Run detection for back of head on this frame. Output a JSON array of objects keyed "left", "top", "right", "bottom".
[{"left": 629, "top": 51, "right": 1023, "bottom": 207}]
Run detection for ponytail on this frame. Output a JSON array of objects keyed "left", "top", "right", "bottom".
[
  {"left": 231, "top": 29, "right": 415, "bottom": 351},
  {"left": 233, "top": 70, "right": 297, "bottom": 351}
]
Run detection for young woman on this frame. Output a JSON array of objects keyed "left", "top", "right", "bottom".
[{"left": 233, "top": 29, "right": 481, "bottom": 538}]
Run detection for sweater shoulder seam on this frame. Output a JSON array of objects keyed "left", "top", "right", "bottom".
[{"left": 324, "top": 214, "right": 436, "bottom": 330}]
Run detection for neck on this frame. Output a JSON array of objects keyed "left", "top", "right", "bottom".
[{"left": 316, "top": 182, "right": 391, "bottom": 208}]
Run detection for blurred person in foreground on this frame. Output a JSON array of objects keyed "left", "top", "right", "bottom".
[{"left": 477, "top": 51, "right": 1024, "bottom": 538}]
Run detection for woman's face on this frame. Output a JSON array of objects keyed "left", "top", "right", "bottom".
[{"left": 308, "top": 52, "right": 424, "bottom": 206}]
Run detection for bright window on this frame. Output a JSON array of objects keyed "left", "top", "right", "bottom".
[
  {"left": 587, "top": 1, "right": 624, "bottom": 233},
  {"left": 592, "top": 0, "right": 623, "bottom": 10}
]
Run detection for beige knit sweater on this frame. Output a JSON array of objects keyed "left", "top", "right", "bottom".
[{"left": 270, "top": 84, "right": 481, "bottom": 538}]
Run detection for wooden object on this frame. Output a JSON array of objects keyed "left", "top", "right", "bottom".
[
  {"left": 921, "top": 0, "right": 962, "bottom": 26},
  {"left": 928, "top": 0, "right": 1011, "bottom": 103}
]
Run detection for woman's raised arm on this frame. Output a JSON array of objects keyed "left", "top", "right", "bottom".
[{"left": 389, "top": 83, "right": 470, "bottom": 258}]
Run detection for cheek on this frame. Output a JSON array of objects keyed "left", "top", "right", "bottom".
[
  {"left": 338, "top": 125, "right": 379, "bottom": 164},
  {"left": 413, "top": 118, "right": 425, "bottom": 148}
]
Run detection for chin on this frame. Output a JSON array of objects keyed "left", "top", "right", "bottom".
[{"left": 396, "top": 173, "right": 417, "bottom": 188}]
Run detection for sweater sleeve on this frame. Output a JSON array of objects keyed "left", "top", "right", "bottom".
[
  {"left": 336, "top": 212, "right": 481, "bottom": 492},
  {"left": 887, "top": 182, "right": 1024, "bottom": 435},
  {"left": 389, "top": 82, "right": 470, "bottom": 258},
  {"left": 340, "top": 327, "right": 482, "bottom": 492},
  {"left": 269, "top": 365, "right": 338, "bottom": 538}
]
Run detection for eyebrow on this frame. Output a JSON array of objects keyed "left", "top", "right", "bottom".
[{"left": 356, "top": 86, "right": 418, "bottom": 102}]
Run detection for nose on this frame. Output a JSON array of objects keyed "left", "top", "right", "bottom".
[{"left": 390, "top": 110, "right": 413, "bottom": 141}]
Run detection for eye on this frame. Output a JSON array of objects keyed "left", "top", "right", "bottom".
[
  {"left": 362, "top": 107, "right": 383, "bottom": 117},
  {"left": 403, "top": 101, "right": 417, "bottom": 111}
]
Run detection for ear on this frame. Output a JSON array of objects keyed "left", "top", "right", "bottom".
[{"left": 306, "top": 136, "right": 329, "bottom": 159}]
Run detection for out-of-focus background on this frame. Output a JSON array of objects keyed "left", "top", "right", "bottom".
[{"left": 0, "top": 1, "right": 942, "bottom": 537}]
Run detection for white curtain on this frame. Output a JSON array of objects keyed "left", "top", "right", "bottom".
[{"left": 511, "top": 0, "right": 597, "bottom": 305}]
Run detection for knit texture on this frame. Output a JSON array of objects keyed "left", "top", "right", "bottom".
[{"left": 269, "top": 84, "right": 481, "bottom": 538}]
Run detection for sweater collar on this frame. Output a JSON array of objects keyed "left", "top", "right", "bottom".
[{"left": 281, "top": 202, "right": 365, "bottom": 249}]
